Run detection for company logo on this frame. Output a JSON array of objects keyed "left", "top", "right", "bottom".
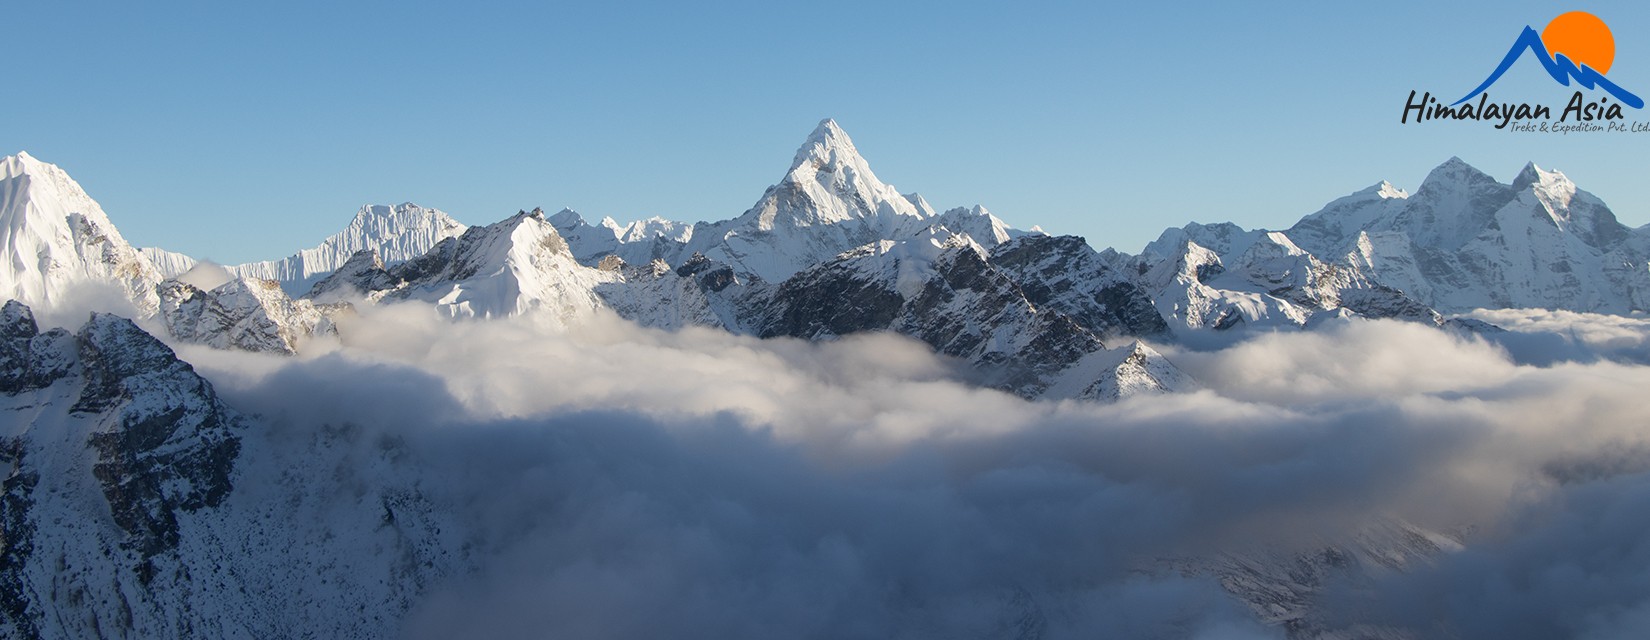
[
  {"left": 1401, "top": 11, "right": 1649, "bottom": 133},
  {"left": 1457, "top": 11, "right": 1641, "bottom": 108}
]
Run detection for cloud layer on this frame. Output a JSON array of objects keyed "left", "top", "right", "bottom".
[{"left": 164, "top": 304, "right": 1650, "bottom": 638}]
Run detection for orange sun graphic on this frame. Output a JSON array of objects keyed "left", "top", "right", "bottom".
[{"left": 1542, "top": 11, "right": 1616, "bottom": 74}]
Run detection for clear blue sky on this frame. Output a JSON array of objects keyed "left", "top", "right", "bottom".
[{"left": 4, "top": 1, "right": 1648, "bottom": 263}]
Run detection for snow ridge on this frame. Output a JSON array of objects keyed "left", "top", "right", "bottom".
[
  {"left": 0, "top": 152, "right": 162, "bottom": 315},
  {"left": 143, "top": 203, "right": 466, "bottom": 296}
]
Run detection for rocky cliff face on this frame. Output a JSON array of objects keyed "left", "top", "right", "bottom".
[
  {"left": 750, "top": 234, "right": 1190, "bottom": 400},
  {"left": 0, "top": 300, "right": 463, "bottom": 639},
  {"left": 988, "top": 234, "right": 1169, "bottom": 340},
  {"left": 302, "top": 248, "right": 402, "bottom": 304},
  {"left": 0, "top": 301, "right": 239, "bottom": 638},
  {"left": 159, "top": 274, "right": 337, "bottom": 355},
  {"left": 592, "top": 253, "right": 766, "bottom": 332}
]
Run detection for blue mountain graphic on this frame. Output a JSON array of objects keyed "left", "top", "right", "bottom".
[{"left": 1453, "top": 26, "right": 1643, "bottom": 108}]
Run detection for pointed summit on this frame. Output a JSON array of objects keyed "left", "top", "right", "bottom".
[
  {"left": 385, "top": 208, "right": 613, "bottom": 321},
  {"left": 1512, "top": 161, "right": 1571, "bottom": 192},
  {"left": 1514, "top": 161, "right": 1542, "bottom": 183},
  {"left": 7, "top": 150, "right": 39, "bottom": 167},
  {"left": 1390, "top": 156, "right": 1520, "bottom": 251},
  {"left": 0, "top": 151, "right": 162, "bottom": 313},
  {"left": 546, "top": 207, "right": 586, "bottom": 228},
  {"left": 790, "top": 118, "right": 862, "bottom": 171},
  {"left": 1366, "top": 180, "right": 1408, "bottom": 199},
  {"left": 727, "top": 119, "right": 930, "bottom": 240},
  {"left": 784, "top": 118, "right": 891, "bottom": 195},
  {"left": 1421, "top": 156, "right": 1497, "bottom": 186}
]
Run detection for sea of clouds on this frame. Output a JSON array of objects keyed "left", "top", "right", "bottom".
[{"left": 155, "top": 304, "right": 1650, "bottom": 639}]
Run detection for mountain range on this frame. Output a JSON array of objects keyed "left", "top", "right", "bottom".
[
  {"left": 2, "top": 119, "right": 1649, "bottom": 637},
  {"left": 12, "top": 119, "right": 1647, "bottom": 388}
]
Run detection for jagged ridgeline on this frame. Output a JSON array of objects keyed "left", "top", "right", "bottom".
[{"left": 6, "top": 120, "right": 1650, "bottom": 398}]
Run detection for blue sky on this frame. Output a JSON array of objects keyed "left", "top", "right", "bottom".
[{"left": 4, "top": 1, "right": 1648, "bottom": 263}]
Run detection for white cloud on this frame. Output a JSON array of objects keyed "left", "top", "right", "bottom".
[
  {"left": 173, "top": 260, "right": 235, "bottom": 290},
  {"left": 158, "top": 304, "right": 1650, "bottom": 638},
  {"left": 1466, "top": 308, "right": 1650, "bottom": 365}
]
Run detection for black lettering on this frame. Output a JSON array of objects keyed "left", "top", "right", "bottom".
[
  {"left": 1560, "top": 92, "right": 1585, "bottom": 122},
  {"left": 1401, "top": 90, "right": 1429, "bottom": 123}
]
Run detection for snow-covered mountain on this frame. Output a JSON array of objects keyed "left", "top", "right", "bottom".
[
  {"left": 141, "top": 246, "right": 199, "bottom": 279},
  {"left": 303, "top": 248, "right": 402, "bottom": 304},
  {"left": 748, "top": 232, "right": 1189, "bottom": 400},
  {"left": 679, "top": 118, "right": 938, "bottom": 282},
  {"left": 312, "top": 208, "right": 620, "bottom": 324},
  {"left": 1105, "top": 156, "right": 1650, "bottom": 336},
  {"left": 312, "top": 208, "right": 1189, "bottom": 399},
  {"left": 14, "top": 132, "right": 1649, "bottom": 359},
  {"left": 0, "top": 300, "right": 242, "bottom": 637},
  {"left": 158, "top": 263, "right": 338, "bottom": 355},
  {"left": 0, "top": 153, "right": 162, "bottom": 315},
  {"left": 1128, "top": 226, "right": 1440, "bottom": 335},
  {"left": 592, "top": 253, "right": 763, "bottom": 332},
  {"left": 145, "top": 202, "right": 467, "bottom": 296},
  {"left": 547, "top": 208, "right": 694, "bottom": 267},
  {"left": 0, "top": 300, "right": 462, "bottom": 638},
  {"left": 14, "top": 133, "right": 1645, "bottom": 379},
  {"left": 552, "top": 119, "right": 1021, "bottom": 283},
  {"left": 1281, "top": 159, "right": 1650, "bottom": 313},
  {"left": 988, "top": 234, "right": 1169, "bottom": 339}
]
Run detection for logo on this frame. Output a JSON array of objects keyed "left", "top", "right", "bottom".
[{"left": 1401, "top": 11, "right": 1649, "bottom": 133}]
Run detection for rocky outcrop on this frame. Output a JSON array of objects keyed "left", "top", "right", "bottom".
[
  {"left": 0, "top": 301, "right": 241, "bottom": 637},
  {"left": 158, "top": 275, "right": 336, "bottom": 355},
  {"left": 751, "top": 234, "right": 1191, "bottom": 400}
]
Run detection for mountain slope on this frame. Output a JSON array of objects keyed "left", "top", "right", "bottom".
[
  {"left": 1128, "top": 226, "right": 1438, "bottom": 335},
  {"left": 547, "top": 208, "right": 693, "bottom": 267},
  {"left": 0, "top": 153, "right": 162, "bottom": 315},
  {"left": 989, "top": 234, "right": 1169, "bottom": 339},
  {"left": 0, "top": 301, "right": 240, "bottom": 638},
  {"left": 1287, "top": 159, "right": 1648, "bottom": 313},
  {"left": 379, "top": 209, "right": 618, "bottom": 323},
  {"left": 751, "top": 232, "right": 1189, "bottom": 400},
  {"left": 0, "top": 300, "right": 461, "bottom": 638},
  {"left": 158, "top": 264, "right": 337, "bottom": 355},
  {"left": 592, "top": 253, "right": 765, "bottom": 332}
]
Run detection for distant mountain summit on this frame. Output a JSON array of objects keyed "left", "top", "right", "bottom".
[
  {"left": 550, "top": 118, "right": 1021, "bottom": 283},
  {"left": 145, "top": 202, "right": 467, "bottom": 296},
  {"left": 1281, "top": 158, "right": 1649, "bottom": 313},
  {"left": 1111, "top": 155, "right": 1650, "bottom": 335}
]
